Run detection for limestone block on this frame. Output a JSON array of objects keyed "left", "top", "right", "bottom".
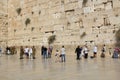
[
  {"left": 9, "top": 0, "right": 20, "bottom": 8},
  {"left": 69, "top": 35, "right": 80, "bottom": 41},
  {"left": 95, "top": 18, "right": 104, "bottom": 26},
  {"left": 105, "top": 1, "right": 112, "bottom": 10},
  {"left": 24, "top": 0, "right": 29, "bottom": 3},
  {"left": 113, "top": 8, "right": 120, "bottom": 17},
  {"left": 52, "top": 12, "right": 62, "bottom": 19},
  {"left": 68, "top": 23, "right": 79, "bottom": 30},
  {"left": 94, "top": 0, "right": 107, "bottom": 5},
  {"left": 113, "top": 0, "right": 120, "bottom": 8},
  {"left": 52, "top": 12, "right": 65, "bottom": 19},
  {"left": 49, "top": 6, "right": 62, "bottom": 14},
  {"left": 65, "top": 11, "right": 74, "bottom": 19},
  {"left": 40, "top": 3, "right": 49, "bottom": 9},
  {"left": 65, "top": 2, "right": 78, "bottom": 11},
  {"left": 46, "top": 19, "right": 56, "bottom": 26},
  {"left": 37, "top": 0, "right": 50, "bottom": 4},
  {"left": 67, "top": 14, "right": 80, "bottom": 23},
  {"left": 20, "top": 0, "right": 24, "bottom": 7},
  {"left": 54, "top": 24, "right": 64, "bottom": 31},
  {"left": 106, "top": 9, "right": 115, "bottom": 17},
  {"left": 109, "top": 16, "right": 120, "bottom": 25},
  {"left": 32, "top": 16, "right": 39, "bottom": 24},
  {"left": 64, "top": 0, "right": 78, "bottom": 4},
  {"left": 38, "top": 14, "right": 49, "bottom": 22},
  {"left": 40, "top": 25, "right": 52, "bottom": 32},
  {"left": 94, "top": 3, "right": 104, "bottom": 11},
  {"left": 32, "top": 5, "right": 39, "bottom": 12},
  {"left": 40, "top": 8, "right": 49, "bottom": 16},
  {"left": 82, "top": 18, "right": 91, "bottom": 28},
  {"left": 92, "top": 29, "right": 100, "bottom": 34},
  {"left": 50, "top": 0, "right": 61, "bottom": 7},
  {"left": 8, "top": 7, "right": 16, "bottom": 17},
  {"left": 25, "top": 1, "right": 37, "bottom": 8},
  {"left": 78, "top": 0, "right": 83, "bottom": 8},
  {"left": 28, "top": 7, "right": 33, "bottom": 13},
  {"left": 83, "top": 6, "right": 94, "bottom": 14},
  {"left": 64, "top": 0, "right": 71, "bottom": 4}
]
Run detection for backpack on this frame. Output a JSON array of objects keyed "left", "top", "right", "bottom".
[{"left": 101, "top": 53, "right": 105, "bottom": 58}]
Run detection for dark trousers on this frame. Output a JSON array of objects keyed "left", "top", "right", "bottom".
[
  {"left": 76, "top": 53, "right": 81, "bottom": 60},
  {"left": 41, "top": 51, "right": 44, "bottom": 55},
  {"left": 20, "top": 52, "right": 24, "bottom": 59},
  {"left": 84, "top": 54, "right": 88, "bottom": 59}
]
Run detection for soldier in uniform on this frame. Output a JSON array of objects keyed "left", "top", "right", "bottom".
[
  {"left": 11, "top": 46, "right": 14, "bottom": 55},
  {"left": 12, "top": 46, "right": 16, "bottom": 54},
  {"left": 20, "top": 46, "right": 24, "bottom": 59},
  {"left": 32, "top": 46, "right": 36, "bottom": 59}
]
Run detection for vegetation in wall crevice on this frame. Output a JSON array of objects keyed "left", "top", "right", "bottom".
[
  {"left": 25, "top": 18, "right": 31, "bottom": 26},
  {"left": 48, "top": 35, "right": 56, "bottom": 45},
  {"left": 82, "top": 0, "right": 88, "bottom": 7},
  {"left": 80, "top": 32, "right": 87, "bottom": 38},
  {"left": 16, "top": 8, "right": 21, "bottom": 15}
]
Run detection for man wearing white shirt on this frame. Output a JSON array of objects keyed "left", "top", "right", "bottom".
[
  {"left": 29, "top": 47, "right": 33, "bottom": 59},
  {"left": 84, "top": 45, "right": 89, "bottom": 59},
  {"left": 24, "top": 46, "right": 29, "bottom": 59},
  {"left": 93, "top": 45, "right": 97, "bottom": 58},
  {"left": 61, "top": 46, "right": 66, "bottom": 62}
]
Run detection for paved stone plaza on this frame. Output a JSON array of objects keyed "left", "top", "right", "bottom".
[
  {"left": 0, "top": 0, "right": 120, "bottom": 80},
  {"left": 0, "top": 53, "right": 120, "bottom": 80}
]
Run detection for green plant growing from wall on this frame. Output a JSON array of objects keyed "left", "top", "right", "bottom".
[
  {"left": 48, "top": 35, "right": 56, "bottom": 44},
  {"left": 31, "top": 27, "right": 34, "bottom": 31},
  {"left": 25, "top": 18, "right": 31, "bottom": 26},
  {"left": 61, "top": 0, "right": 64, "bottom": 5},
  {"left": 82, "top": 0, "right": 88, "bottom": 7},
  {"left": 39, "top": 10, "right": 41, "bottom": 15},
  {"left": 16, "top": 8, "right": 22, "bottom": 15},
  {"left": 115, "top": 28, "right": 120, "bottom": 47},
  {"left": 80, "top": 32, "right": 87, "bottom": 38}
]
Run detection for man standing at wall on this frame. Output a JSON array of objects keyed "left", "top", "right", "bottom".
[
  {"left": 32, "top": 46, "right": 36, "bottom": 59},
  {"left": 75, "top": 46, "right": 82, "bottom": 60},
  {"left": 93, "top": 45, "right": 97, "bottom": 58}
]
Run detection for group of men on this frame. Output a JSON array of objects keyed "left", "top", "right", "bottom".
[
  {"left": 20, "top": 46, "right": 36, "bottom": 59},
  {"left": 6, "top": 46, "right": 17, "bottom": 55},
  {"left": 75, "top": 45, "right": 106, "bottom": 60},
  {"left": 41, "top": 45, "right": 53, "bottom": 59},
  {"left": 75, "top": 44, "right": 120, "bottom": 60},
  {"left": 1, "top": 44, "right": 119, "bottom": 61}
]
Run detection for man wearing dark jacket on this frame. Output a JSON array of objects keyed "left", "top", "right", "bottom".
[{"left": 75, "top": 46, "right": 82, "bottom": 60}]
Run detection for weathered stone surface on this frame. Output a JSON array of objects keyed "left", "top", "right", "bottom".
[{"left": 0, "top": 0, "right": 120, "bottom": 52}]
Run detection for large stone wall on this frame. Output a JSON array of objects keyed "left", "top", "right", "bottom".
[
  {"left": 0, "top": 0, "right": 8, "bottom": 51},
  {"left": 1, "top": 0, "right": 120, "bottom": 48}
]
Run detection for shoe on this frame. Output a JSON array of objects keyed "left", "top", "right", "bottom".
[
  {"left": 20, "top": 57, "right": 23, "bottom": 59},
  {"left": 33, "top": 57, "right": 36, "bottom": 59}
]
